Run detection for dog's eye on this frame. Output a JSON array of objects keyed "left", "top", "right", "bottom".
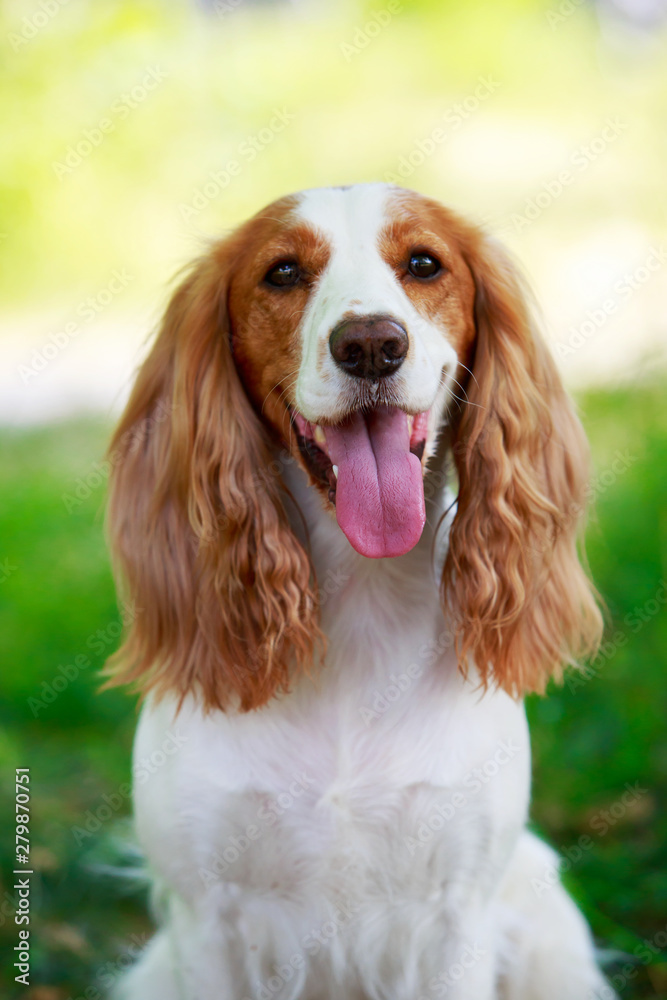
[
  {"left": 264, "top": 261, "right": 301, "bottom": 288},
  {"left": 408, "top": 253, "right": 441, "bottom": 279}
]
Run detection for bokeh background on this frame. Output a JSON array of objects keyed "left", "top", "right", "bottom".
[{"left": 1, "top": 0, "right": 666, "bottom": 996}]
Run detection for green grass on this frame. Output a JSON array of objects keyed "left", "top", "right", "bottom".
[
  {"left": 0, "top": 383, "right": 666, "bottom": 998},
  {"left": 526, "top": 384, "right": 667, "bottom": 998}
]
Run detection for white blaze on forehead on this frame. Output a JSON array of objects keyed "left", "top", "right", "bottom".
[
  {"left": 292, "top": 183, "right": 459, "bottom": 423},
  {"left": 295, "top": 184, "right": 399, "bottom": 331},
  {"left": 295, "top": 183, "right": 391, "bottom": 266}
]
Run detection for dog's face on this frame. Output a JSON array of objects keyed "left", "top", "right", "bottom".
[
  {"left": 229, "top": 185, "right": 477, "bottom": 558},
  {"left": 106, "top": 183, "right": 602, "bottom": 712}
]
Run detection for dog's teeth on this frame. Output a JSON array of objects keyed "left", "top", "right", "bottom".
[
  {"left": 313, "top": 425, "right": 326, "bottom": 447},
  {"left": 407, "top": 415, "right": 414, "bottom": 435},
  {"left": 332, "top": 465, "right": 338, "bottom": 480}
]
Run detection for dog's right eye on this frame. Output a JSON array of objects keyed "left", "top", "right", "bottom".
[{"left": 264, "top": 261, "right": 301, "bottom": 288}]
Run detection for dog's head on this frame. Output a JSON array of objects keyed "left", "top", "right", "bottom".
[{"left": 106, "top": 184, "right": 602, "bottom": 710}]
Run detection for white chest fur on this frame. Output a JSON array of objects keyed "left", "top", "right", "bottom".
[{"left": 130, "top": 476, "right": 531, "bottom": 998}]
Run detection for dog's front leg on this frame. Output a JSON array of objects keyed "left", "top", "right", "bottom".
[
  {"left": 415, "top": 916, "right": 499, "bottom": 1000},
  {"left": 164, "top": 890, "right": 261, "bottom": 1000}
]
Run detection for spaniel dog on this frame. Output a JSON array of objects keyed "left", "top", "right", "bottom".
[{"left": 108, "top": 184, "right": 612, "bottom": 1000}]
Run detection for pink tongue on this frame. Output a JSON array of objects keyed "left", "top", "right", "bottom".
[{"left": 324, "top": 406, "right": 425, "bottom": 559}]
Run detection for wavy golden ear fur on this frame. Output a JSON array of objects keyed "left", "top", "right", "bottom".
[
  {"left": 443, "top": 233, "right": 603, "bottom": 696},
  {"left": 104, "top": 240, "right": 320, "bottom": 712}
]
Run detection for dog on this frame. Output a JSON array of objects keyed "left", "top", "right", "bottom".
[{"left": 107, "top": 183, "right": 612, "bottom": 999}]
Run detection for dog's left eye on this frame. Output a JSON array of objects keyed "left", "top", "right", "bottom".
[
  {"left": 264, "top": 261, "right": 301, "bottom": 287},
  {"left": 408, "top": 253, "right": 441, "bottom": 279}
]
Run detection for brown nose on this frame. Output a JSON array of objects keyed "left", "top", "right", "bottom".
[{"left": 329, "top": 315, "right": 409, "bottom": 379}]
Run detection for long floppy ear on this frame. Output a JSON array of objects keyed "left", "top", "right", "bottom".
[
  {"left": 442, "top": 234, "right": 603, "bottom": 695},
  {"left": 104, "top": 240, "right": 320, "bottom": 712}
]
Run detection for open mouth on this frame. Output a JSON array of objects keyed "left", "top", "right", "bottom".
[{"left": 292, "top": 406, "right": 429, "bottom": 559}]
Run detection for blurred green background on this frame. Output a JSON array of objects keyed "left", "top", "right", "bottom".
[{"left": 0, "top": 0, "right": 666, "bottom": 997}]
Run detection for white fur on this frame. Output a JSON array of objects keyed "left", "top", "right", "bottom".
[
  {"left": 116, "top": 484, "right": 610, "bottom": 1000},
  {"left": 114, "top": 186, "right": 613, "bottom": 1000},
  {"left": 294, "top": 184, "right": 458, "bottom": 440}
]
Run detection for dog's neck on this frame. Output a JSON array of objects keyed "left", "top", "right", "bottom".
[
  {"left": 278, "top": 447, "right": 464, "bottom": 702},
  {"left": 280, "top": 448, "right": 455, "bottom": 614}
]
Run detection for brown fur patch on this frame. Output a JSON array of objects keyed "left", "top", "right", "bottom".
[
  {"left": 104, "top": 197, "right": 329, "bottom": 713},
  {"left": 229, "top": 214, "right": 330, "bottom": 442},
  {"left": 378, "top": 190, "right": 478, "bottom": 375}
]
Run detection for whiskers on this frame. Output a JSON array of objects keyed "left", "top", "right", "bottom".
[
  {"left": 440, "top": 365, "right": 487, "bottom": 416},
  {"left": 261, "top": 366, "right": 301, "bottom": 441}
]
